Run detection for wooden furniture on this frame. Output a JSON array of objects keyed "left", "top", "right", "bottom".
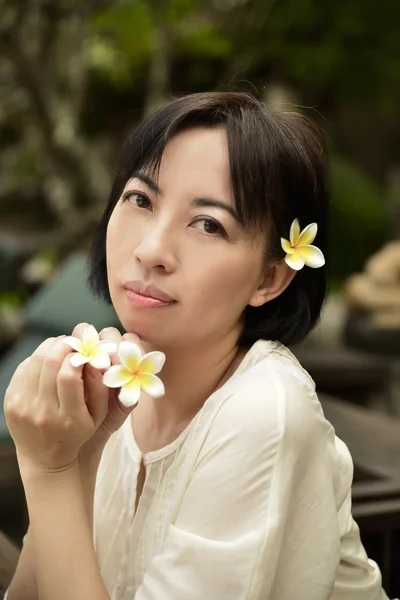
[
  {"left": 293, "top": 345, "right": 392, "bottom": 406},
  {"left": 0, "top": 442, "right": 27, "bottom": 597},
  {"left": 0, "top": 530, "right": 19, "bottom": 598},
  {"left": 344, "top": 313, "right": 400, "bottom": 416},
  {"left": 321, "top": 393, "right": 400, "bottom": 597}
]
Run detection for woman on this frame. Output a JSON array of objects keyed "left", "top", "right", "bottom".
[{"left": 3, "top": 92, "right": 393, "bottom": 599}]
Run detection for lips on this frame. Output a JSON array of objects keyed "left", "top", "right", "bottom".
[{"left": 123, "top": 280, "right": 175, "bottom": 303}]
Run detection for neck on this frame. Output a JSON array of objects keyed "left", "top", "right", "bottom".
[{"left": 135, "top": 332, "right": 247, "bottom": 440}]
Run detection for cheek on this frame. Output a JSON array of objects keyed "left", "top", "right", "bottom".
[{"left": 191, "top": 251, "right": 261, "bottom": 312}]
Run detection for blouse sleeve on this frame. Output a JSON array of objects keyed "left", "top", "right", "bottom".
[{"left": 134, "top": 369, "right": 343, "bottom": 600}]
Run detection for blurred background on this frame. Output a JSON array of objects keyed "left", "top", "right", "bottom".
[{"left": 1, "top": 0, "right": 400, "bottom": 596}]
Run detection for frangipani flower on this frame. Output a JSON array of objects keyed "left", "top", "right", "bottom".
[
  {"left": 64, "top": 325, "right": 117, "bottom": 369},
  {"left": 281, "top": 219, "right": 325, "bottom": 271},
  {"left": 103, "top": 341, "right": 166, "bottom": 407}
]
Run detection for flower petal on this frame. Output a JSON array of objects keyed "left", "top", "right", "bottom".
[
  {"left": 88, "top": 346, "right": 112, "bottom": 370},
  {"left": 289, "top": 219, "right": 300, "bottom": 246},
  {"left": 281, "top": 238, "right": 294, "bottom": 255},
  {"left": 98, "top": 341, "right": 117, "bottom": 355},
  {"left": 284, "top": 251, "right": 305, "bottom": 271},
  {"left": 138, "top": 373, "right": 165, "bottom": 398},
  {"left": 83, "top": 325, "right": 100, "bottom": 352},
  {"left": 298, "top": 245, "right": 325, "bottom": 268},
  {"left": 70, "top": 352, "right": 89, "bottom": 367},
  {"left": 64, "top": 336, "right": 85, "bottom": 353},
  {"left": 103, "top": 365, "right": 134, "bottom": 388},
  {"left": 119, "top": 376, "right": 141, "bottom": 407},
  {"left": 118, "top": 341, "right": 142, "bottom": 373},
  {"left": 297, "top": 223, "right": 317, "bottom": 247},
  {"left": 138, "top": 351, "right": 166, "bottom": 375}
]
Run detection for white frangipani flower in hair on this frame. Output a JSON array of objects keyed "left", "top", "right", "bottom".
[
  {"left": 281, "top": 219, "right": 325, "bottom": 271},
  {"left": 64, "top": 325, "right": 117, "bottom": 369},
  {"left": 103, "top": 341, "right": 166, "bottom": 408}
]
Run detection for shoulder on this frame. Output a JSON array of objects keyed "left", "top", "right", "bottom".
[
  {"left": 193, "top": 342, "right": 353, "bottom": 512},
  {"left": 210, "top": 342, "right": 332, "bottom": 458}
]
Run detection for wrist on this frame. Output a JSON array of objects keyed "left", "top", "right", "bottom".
[
  {"left": 78, "top": 447, "right": 104, "bottom": 475},
  {"left": 20, "top": 460, "right": 80, "bottom": 496},
  {"left": 19, "top": 456, "right": 78, "bottom": 482}
]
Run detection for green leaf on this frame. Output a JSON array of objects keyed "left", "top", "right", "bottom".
[
  {"left": 330, "top": 156, "right": 389, "bottom": 278},
  {"left": 177, "top": 24, "right": 231, "bottom": 58}
]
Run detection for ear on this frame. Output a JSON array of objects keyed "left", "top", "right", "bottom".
[{"left": 248, "top": 259, "right": 296, "bottom": 308}]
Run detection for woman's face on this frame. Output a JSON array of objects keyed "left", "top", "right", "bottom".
[{"left": 106, "top": 127, "right": 268, "bottom": 348}]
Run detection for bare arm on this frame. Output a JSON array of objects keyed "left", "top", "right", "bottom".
[
  {"left": 5, "top": 531, "right": 37, "bottom": 600},
  {"left": 6, "top": 452, "right": 102, "bottom": 600},
  {"left": 5, "top": 324, "right": 133, "bottom": 600},
  {"left": 18, "top": 461, "right": 109, "bottom": 600}
]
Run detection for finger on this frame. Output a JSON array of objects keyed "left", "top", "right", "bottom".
[
  {"left": 80, "top": 328, "right": 122, "bottom": 418},
  {"left": 4, "top": 357, "right": 31, "bottom": 409},
  {"left": 57, "top": 352, "right": 86, "bottom": 416},
  {"left": 21, "top": 338, "right": 60, "bottom": 406},
  {"left": 99, "top": 327, "right": 123, "bottom": 366},
  {"left": 38, "top": 337, "right": 72, "bottom": 408},
  {"left": 71, "top": 322, "right": 91, "bottom": 341},
  {"left": 82, "top": 363, "right": 109, "bottom": 421}
]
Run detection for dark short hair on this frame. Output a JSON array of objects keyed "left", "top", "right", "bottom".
[{"left": 88, "top": 91, "right": 329, "bottom": 348}]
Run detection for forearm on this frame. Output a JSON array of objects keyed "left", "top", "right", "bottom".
[
  {"left": 5, "top": 530, "right": 38, "bottom": 600},
  {"left": 6, "top": 452, "right": 102, "bottom": 600},
  {"left": 79, "top": 449, "right": 103, "bottom": 534},
  {"left": 21, "top": 462, "right": 109, "bottom": 600}
]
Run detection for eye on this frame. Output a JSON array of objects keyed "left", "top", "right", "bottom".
[
  {"left": 192, "top": 217, "right": 226, "bottom": 237},
  {"left": 122, "top": 191, "right": 152, "bottom": 209}
]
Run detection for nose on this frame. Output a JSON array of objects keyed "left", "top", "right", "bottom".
[{"left": 133, "top": 219, "right": 177, "bottom": 273}]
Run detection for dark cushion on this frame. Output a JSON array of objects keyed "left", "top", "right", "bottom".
[
  {"left": 25, "top": 253, "right": 120, "bottom": 335},
  {"left": 0, "top": 253, "right": 121, "bottom": 441}
]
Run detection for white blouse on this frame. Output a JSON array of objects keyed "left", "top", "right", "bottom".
[{"left": 92, "top": 339, "right": 392, "bottom": 600}]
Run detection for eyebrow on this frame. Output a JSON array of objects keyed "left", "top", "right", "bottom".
[
  {"left": 131, "top": 172, "right": 161, "bottom": 195},
  {"left": 130, "top": 171, "right": 243, "bottom": 226},
  {"left": 191, "top": 198, "right": 242, "bottom": 224}
]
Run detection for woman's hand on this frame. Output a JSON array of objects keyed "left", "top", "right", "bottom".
[
  {"left": 76, "top": 324, "right": 145, "bottom": 459},
  {"left": 4, "top": 334, "right": 110, "bottom": 476}
]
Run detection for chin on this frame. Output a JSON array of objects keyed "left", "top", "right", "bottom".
[{"left": 119, "top": 314, "right": 167, "bottom": 345}]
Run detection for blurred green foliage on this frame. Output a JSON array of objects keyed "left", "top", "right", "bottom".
[
  {"left": 0, "top": 0, "right": 399, "bottom": 287},
  {"left": 330, "top": 158, "right": 389, "bottom": 278}
]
